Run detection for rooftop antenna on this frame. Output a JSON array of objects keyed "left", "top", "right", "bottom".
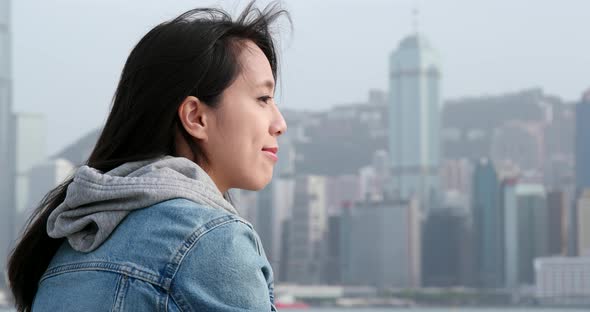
[{"left": 412, "top": 1, "right": 420, "bottom": 35}]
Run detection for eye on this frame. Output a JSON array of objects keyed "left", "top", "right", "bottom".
[{"left": 258, "top": 96, "right": 273, "bottom": 105}]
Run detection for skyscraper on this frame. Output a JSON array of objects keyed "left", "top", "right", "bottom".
[
  {"left": 255, "top": 183, "right": 274, "bottom": 260},
  {"left": 576, "top": 189, "right": 590, "bottom": 257},
  {"left": 502, "top": 179, "right": 518, "bottom": 289},
  {"left": 422, "top": 206, "right": 470, "bottom": 287},
  {"left": 572, "top": 88, "right": 590, "bottom": 256},
  {"left": 0, "top": 0, "right": 14, "bottom": 286},
  {"left": 285, "top": 175, "right": 327, "bottom": 284},
  {"left": 504, "top": 182, "right": 549, "bottom": 288},
  {"left": 546, "top": 190, "right": 567, "bottom": 256},
  {"left": 472, "top": 158, "right": 504, "bottom": 288},
  {"left": 340, "top": 199, "right": 421, "bottom": 288},
  {"left": 575, "top": 89, "right": 590, "bottom": 189},
  {"left": 388, "top": 33, "right": 441, "bottom": 207}
]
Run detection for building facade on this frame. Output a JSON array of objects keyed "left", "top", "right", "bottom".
[{"left": 388, "top": 34, "right": 441, "bottom": 207}]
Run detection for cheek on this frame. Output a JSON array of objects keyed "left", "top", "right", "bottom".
[
  {"left": 212, "top": 107, "right": 273, "bottom": 189},
  {"left": 226, "top": 114, "right": 266, "bottom": 153},
  {"left": 220, "top": 109, "right": 261, "bottom": 145},
  {"left": 217, "top": 132, "right": 257, "bottom": 171},
  {"left": 236, "top": 141, "right": 274, "bottom": 190}
]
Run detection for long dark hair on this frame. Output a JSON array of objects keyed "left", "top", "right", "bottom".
[{"left": 7, "top": 2, "right": 289, "bottom": 311}]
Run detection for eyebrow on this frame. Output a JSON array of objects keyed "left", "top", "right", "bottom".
[{"left": 258, "top": 79, "right": 275, "bottom": 90}]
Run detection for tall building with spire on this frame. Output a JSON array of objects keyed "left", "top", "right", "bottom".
[
  {"left": 0, "top": 0, "right": 14, "bottom": 286},
  {"left": 388, "top": 24, "right": 441, "bottom": 206}
]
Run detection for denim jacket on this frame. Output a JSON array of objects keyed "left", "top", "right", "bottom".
[{"left": 32, "top": 157, "right": 277, "bottom": 311}]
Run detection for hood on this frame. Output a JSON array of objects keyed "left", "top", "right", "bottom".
[{"left": 46, "top": 156, "right": 238, "bottom": 252}]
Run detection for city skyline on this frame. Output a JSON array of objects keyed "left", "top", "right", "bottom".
[
  {"left": 8, "top": 0, "right": 590, "bottom": 154},
  {"left": 2, "top": 0, "right": 590, "bottom": 307}
]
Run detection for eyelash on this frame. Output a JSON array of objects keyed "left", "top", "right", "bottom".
[{"left": 258, "top": 96, "right": 273, "bottom": 104}]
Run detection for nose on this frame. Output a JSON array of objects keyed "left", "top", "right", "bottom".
[{"left": 270, "top": 106, "right": 287, "bottom": 136}]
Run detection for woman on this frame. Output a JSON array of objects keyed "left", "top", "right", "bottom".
[{"left": 7, "top": 2, "right": 288, "bottom": 311}]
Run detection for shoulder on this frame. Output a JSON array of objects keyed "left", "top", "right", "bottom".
[
  {"left": 43, "top": 199, "right": 274, "bottom": 310},
  {"left": 105, "top": 198, "right": 252, "bottom": 263},
  {"left": 47, "top": 198, "right": 250, "bottom": 276},
  {"left": 169, "top": 217, "right": 274, "bottom": 311}
]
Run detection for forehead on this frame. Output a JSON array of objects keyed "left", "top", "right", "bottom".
[{"left": 235, "top": 40, "right": 275, "bottom": 89}]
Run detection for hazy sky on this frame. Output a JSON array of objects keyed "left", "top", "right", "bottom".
[{"left": 10, "top": 0, "right": 590, "bottom": 154}]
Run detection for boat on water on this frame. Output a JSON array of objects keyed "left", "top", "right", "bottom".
[{"left": 275, "top": 302, "right": 310, "bottom": 309}]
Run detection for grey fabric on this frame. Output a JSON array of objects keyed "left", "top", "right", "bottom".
[{"left": 46, "top": 156, "right": 238, "bottom": 252}]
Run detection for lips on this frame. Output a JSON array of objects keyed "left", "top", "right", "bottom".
[
  {"left": 262, "top": 147, "right": 278, "bottom": 154},
  {"left": 262, "top": 146, "right": 279, "bottom": 162}
]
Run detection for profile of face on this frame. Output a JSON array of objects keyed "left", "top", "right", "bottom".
[{"left": 177, "top": 40, "right": 287, "bottom": 193}]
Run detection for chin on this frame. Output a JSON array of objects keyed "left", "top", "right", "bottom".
[
  {"left": 256, "top": 179, "right": 273, "bottom": 191},
  {"left": 242, "top": 175, "right": 273, "bottom": 191},
  {"left": 242, "top": 184, "right": 267, "bottom": 192},
  {"left": 236, "top": 166, "right": 274, "bottom": 191}
]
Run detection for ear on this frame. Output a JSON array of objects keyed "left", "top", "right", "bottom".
[{"left": 177, "top": 96, "right": 210, "bottom": 141}]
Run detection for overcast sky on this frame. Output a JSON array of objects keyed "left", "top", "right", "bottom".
[{"left": 10, "top": 0, "right": 590, "bottom": 154}]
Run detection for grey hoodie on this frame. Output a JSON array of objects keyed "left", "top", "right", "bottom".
[{"left": 46, "top": 156, "right": 238, "bottom": 253}]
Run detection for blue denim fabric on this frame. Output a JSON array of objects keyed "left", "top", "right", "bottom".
[{"left": 32, "top": 198, "right": 277, "bottom": 311}]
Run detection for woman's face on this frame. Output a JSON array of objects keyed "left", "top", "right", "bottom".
[{"left": 198, "top": 40, "right": 287, "bottom": 193}]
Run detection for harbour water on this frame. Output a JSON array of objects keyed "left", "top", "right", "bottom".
[
  {"left": 3, "top": 308, "right": 588, "bottom": 311},
  {"left": 287, "top": 309, "right": 587, "bottom": 312}
]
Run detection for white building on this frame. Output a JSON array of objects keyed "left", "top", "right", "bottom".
[
  {"left": 535, "top": 256, "right": 590, "bottom": 306},
  {"left": 13, "top": 113, "right": 46, "bottom": 235}
]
